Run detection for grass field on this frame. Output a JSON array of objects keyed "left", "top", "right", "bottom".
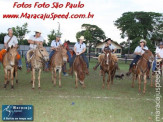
[{"left": 0, "top": 58, "right": 162, "bottom": 122}]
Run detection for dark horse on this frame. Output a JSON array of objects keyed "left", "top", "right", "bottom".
[
  {"left": 71, "top": 55, "right": 88, "bottom": 88},
  {"left": 94, "top": 50, "right": 117, "bottom": 89},
  {"left": 130, "top": 49, "right": 154, "bottom": 94}
]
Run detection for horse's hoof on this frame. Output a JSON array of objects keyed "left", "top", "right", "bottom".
[
  {"left": 131, "top": 85, "right": 134, "bottom": 88},
  {"left": 30, "top": 81, "right": 33, "bottom": 84},
  {"left": 11, "top": 85, "right": 14, "bottom": 89},
  {"left": 32, "top": 87, "right": 35, "bottom": 90},
  {"left": 59, "top": 86, "right": 62, "bottom": 88},
  {"left": 16, "top": 80, "right": 18, "bottom": 84},
  {"left": 102, "top": 86, "right": 105, "bottom": 89},
  {"left": 4, "top": 84, "right": 7, "bottom": 88},
  {"left": 38, "top": 87, "right": 41, "bottom": 89},
  {"left": 75, "top": 86, "right": 78, "bottom": 88},
  {"left": 7, "top": 81, "right": 9, "bottom": 84}
]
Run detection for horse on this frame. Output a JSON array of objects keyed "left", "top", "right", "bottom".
[
  {"left": 72, "top": 55, "right": 88, "bottom": 88},
  {"left": 50, "top": 46, "right": 68, "bottom": 87},
  {"left": 130, "top": 49, "right": 154, "bottom": 94},
  {"left": 93, "top": 50, "right": 118, "bottom": 89},
  {"left": 26, "top": 44, "right": 49, "bottom": 89},
  {"left": 2, "top": 46, "right": 19, "bottom": 89}
]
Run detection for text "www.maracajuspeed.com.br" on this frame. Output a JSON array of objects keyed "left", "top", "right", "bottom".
[{"left": 3, "top": 12, "right": 94, "bottom": 20}]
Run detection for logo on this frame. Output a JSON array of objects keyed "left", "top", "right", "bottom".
[{"left": 2, "top": 105, "right": 33, "bottom": 121}]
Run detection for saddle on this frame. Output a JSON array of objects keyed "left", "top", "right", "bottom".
[{"left": 0, "top": 49, "right": 20, "bottom": 62}]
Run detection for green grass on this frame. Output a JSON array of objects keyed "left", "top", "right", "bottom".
[{"left": 0, "top": 58, "right": 162, "bottom": 122}]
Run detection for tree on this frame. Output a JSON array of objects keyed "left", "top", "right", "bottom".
[
  {"left": 0, "top": 33, "right": 7, "bottom": 44},
  {"left": 12, "top": 23, "right": 30, "bottom": 44},
  {"left": 76, "top": 24, "right": 106, "bottom": 61},
  {"left": 47, "top": 29, "right": 62, "bottom": 46},
  {"left": 114, "top": 12, "right": 163, "bottom": 40},
  {"left": 115, "top": 12, "right": 163, "bottom": 54}
]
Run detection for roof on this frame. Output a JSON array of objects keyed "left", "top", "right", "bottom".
[{"left": 96, "top": 40, "right": 122, "bottom": 48}]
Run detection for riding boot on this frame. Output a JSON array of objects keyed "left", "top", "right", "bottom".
[
  {"left": 85, "top": 68, "right": 89, "bottom": 75},
  {"left": 93, "top": 62, "right": 100, "bottom": 70}
]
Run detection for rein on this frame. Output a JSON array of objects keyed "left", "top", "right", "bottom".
[{"left": 137, "top": 55, "right": 149, "bottom": 74}]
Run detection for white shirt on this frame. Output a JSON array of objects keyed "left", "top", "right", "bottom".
[
  {"left": 134, "top": 46, "right": 148, "bottom": 55},
  {"left": 4, "top": 35, "right": 18, "bottom": 48},
  {"left": 29, "top": 35, "right": 44, "bottom": 49},
  {"left": 74, "top": 42, "right": 86, "bottom": 53},
  {"left": 102, "top": 44, "right": 115, "bottom": 51},
  {"left": 51, "top": 40, "right": 62, "bottom": 48},
  {"left": 156, "top": 47, "right": 163, "bottom": 58}
]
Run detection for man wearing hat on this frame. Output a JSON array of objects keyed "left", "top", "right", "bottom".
[
  {"left": 126, "top": 39, "right": 148, "bottom": 75},
  {"left": 152, "top": 41, "right": 163, "bottom": 72},
  {"left": 102, "top": 38, "right": 117, "bottom": 53},
  {"left": 69, "top": 36, "right": 89, "bottom": 73},
  {"left": 26, "top": 30, "right": 44, "bottom": 72}
]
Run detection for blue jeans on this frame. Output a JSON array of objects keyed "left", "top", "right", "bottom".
[
  {"left": 25, "top": 52, "right": 31, "bottom": 69},
  {"left": 152, "top": 59, "right": 157, "bottom": 72},
  {"left": 130, "top": 55, "right": 141, "bottom": 69},
  {"left": 69, "top": 53, "right": 89, "bottom": 68},
  {"left": 18, "top": 51, "right": 22, "bottom": 67}
]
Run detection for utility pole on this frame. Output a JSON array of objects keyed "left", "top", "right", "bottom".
[{"left": 57, "top": 22, "right": 60, "bottom": 34}]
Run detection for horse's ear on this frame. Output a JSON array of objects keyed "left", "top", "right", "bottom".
[
  {"left": 11, "top": 45, "right": 13, "bottom": 49},
  {"left": 7, "top": 47, "right": 10, "bottom": 52},
  {"left": 16, "top": 46, "right": 19, "bottom": 49}
]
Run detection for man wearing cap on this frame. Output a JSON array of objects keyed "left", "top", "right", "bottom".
[
  {"left": 46, "top": 34, "right": 69, "bottom": 76},
  {"left": 126, "top": 39, "right": 148, "bottom": 75},
  {"left": 26, "top": 30, "right": 44, "bottom": 72},
  {"left": 102, "top": 38, "right": 117, "bottom": 53},
  {"left": 4, "top": 28, "right": 22, "bottom": 69},
  {"left": 69, "top": 36, "right": 89, "bottom": 73},
  {"left": 152, "top": 41, "right": 163, "bottom": 72}
]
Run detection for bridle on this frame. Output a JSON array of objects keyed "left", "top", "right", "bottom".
[{"left": 137, "top": 51, "right": 152, "bottom": 74}]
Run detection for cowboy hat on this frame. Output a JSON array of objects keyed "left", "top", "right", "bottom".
[
  {"left": 56, "top": 34, "right": 61, "bottom": 38},
  {"left": 35, "top": 30, "right": 42, "bottom": 33},
  {"left": 159, "top": 41, "right": 163, "bottom": 45},
  {"left": 140, "top": 39, "right": 147, "bottom": 45},
  {"left": 78, "top": 36, "right": 86, "bottom": 41},
  {"left": 105, "top": 38, "right": 112, "bottom": 42}
]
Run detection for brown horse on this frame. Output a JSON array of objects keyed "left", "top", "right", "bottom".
[
  {"left": 26, "top": 44, "right": 49, "bottom": 89},
  {"left": 98, "top": 51, "right": 117, "bottom": 89},
  {"left": 131, "top": 49, "right": 154, "bottom": 94},
  {"left": 72, "top": 55, "right": 88, "bottom": 88},
  {"left": 50, "top": 46, "right": 68, "bottom": 87},
  {"left": 2, "top": 46, "right": 19, "bottom": 89}
]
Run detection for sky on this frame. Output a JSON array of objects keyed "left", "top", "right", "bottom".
[{"left": 0, "top": 0, "right": 162, "bottom": 44}]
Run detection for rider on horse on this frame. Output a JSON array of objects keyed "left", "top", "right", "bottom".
[
  {"left": 102, "top": 38, "right": 117, "bottom": 53},
  {"left": 26, "top": 30, "right": 44, "bottom": 72},
  {"left": 47, "top": 34, "right": 71, "bottom": 76},
  {"left": 0, "top": 28, "right": 22, "bottom": 70},
  {"left": 69, "top": 36, "right": 89, "bottom": 74},
  {"left": 126, "top": 39, "right": 149, "bottom": 76},
  {"left": 152, "top": 41, "right": 163, "bottom": 73}
]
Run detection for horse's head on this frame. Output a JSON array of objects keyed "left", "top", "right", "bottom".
[
  {"left": 59, "top": 46, "right": 68, "bottom": 62},
  {"left": 104, "top": 49, "right": 112, "bottom": 65},
  {"left": 36, "top": 44, "right": 49, "bottom": 62},
  {"left": 142, "top": 49, "right": 154, "bottom": 62},
  {"left": 7, "top": 46, "right": 18, "bottom": 66}
]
